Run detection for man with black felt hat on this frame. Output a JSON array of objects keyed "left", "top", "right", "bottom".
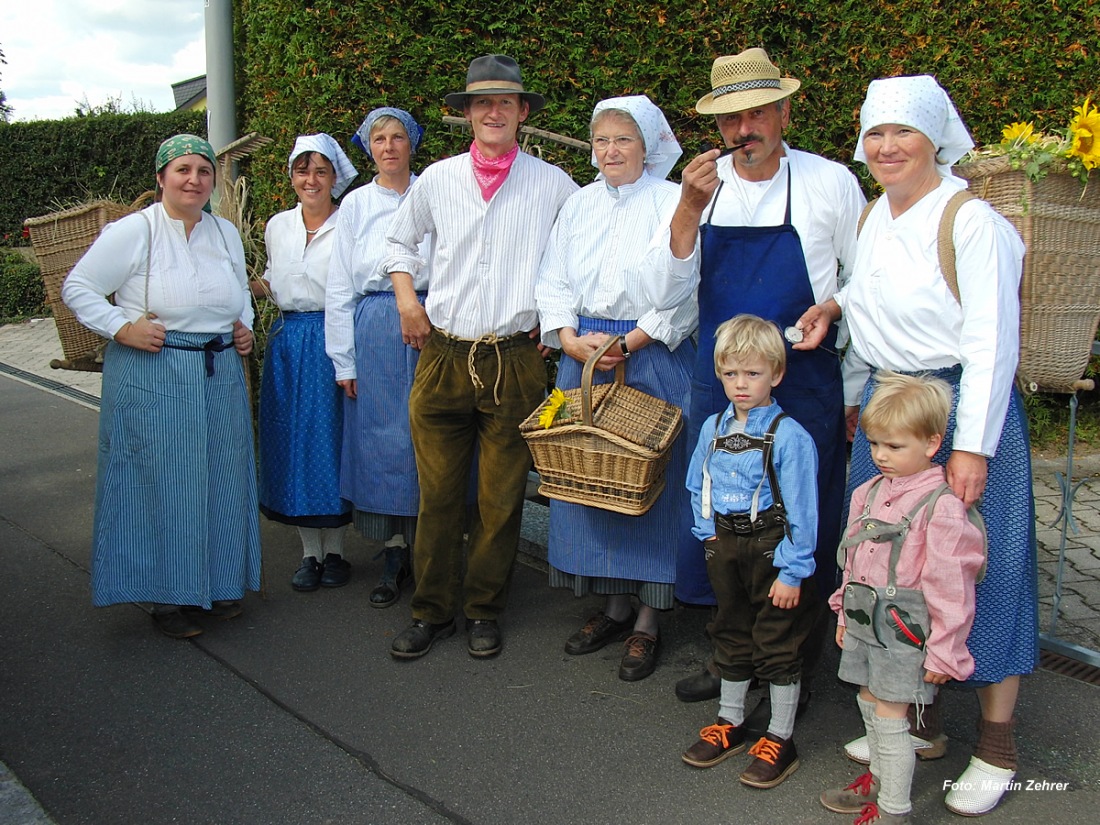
[{"left": 384, "top": 54, "right": 577, "bottom": 661}]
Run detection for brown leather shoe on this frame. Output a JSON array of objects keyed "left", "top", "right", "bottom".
[
  {"left": 152, "top": 609, "right": 203, "bottom": 639},
  {"left": 681, "top": 719, "right": 747, "bottom": 768},
  {"left": 739, "top": 733, "right": 799, "bottom": 789},
  {"left": 564, "top": 611, "right": 636, "bottom": 655},
  {"left": 618, "top": 632, "right": 659, "bottom": 681}
]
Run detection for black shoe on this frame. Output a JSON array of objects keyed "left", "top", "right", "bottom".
[
  {"left": 466, "top": 619, "right": 502, "bottom": 658},
  {"left": 675, "top": 666, "right": 722, "bottom": 703},
  {"left": 390, "top": 619, "right": 456, "bottom": 660},
  {"left": 291, "top": 557, "right": 322, "bottom": 592},
  {"left": 743, "top": 689, "right": 813, "bottom": 740},
  {"left": 618, "top": 632, "right": 659, "bottom": 681},
  {"left": 182, "top": 600, "right": 243, "bottom": 620},
  {"left": 152, "top": 609, "right": 203, "bottom": 639},
  {"left": 320, "top": 553, "right": 351, "bottom": 588},
  {"left": 564, "top": 610, "right": 636, "bottom": 655},
  {"left": 369, "top": 546, "right": 411, "bottom": 609}
]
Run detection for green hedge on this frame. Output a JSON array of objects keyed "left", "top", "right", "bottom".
[
  {"left": 236, "top": 0, "right": 1099, "bottom": 217},
  {"left": 0, "top": 110, "right": 205, "bottom": 240},
  {"left": 0, "top": 249, "right": 48, "bottom": 322}
]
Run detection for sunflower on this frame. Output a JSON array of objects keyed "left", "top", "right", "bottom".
[
  {"left": 538, "top": 388, "right": 570, "bottom": 429},
  {"left": 1001, "top": 121, "right": 1037, "bottom": 145},
  {"left": 1068, "top": 97, "right": 1100, "bottom": 170}
]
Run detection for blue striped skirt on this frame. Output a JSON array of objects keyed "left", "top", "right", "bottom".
[
  {"left": 848, "top": 366, "right": 1039, "bottom": 683},
  {"left": 92, "top": 332, "right": 262, "bottom": 608},
  {"left": 258, "top": 311, "right": 350, "bottom": 526},
  {"left": 547, "top": 317, "right": 697, "bottom": 603},
  {"left": 340, "top": 292, "right": 422, "bottom": 518}
]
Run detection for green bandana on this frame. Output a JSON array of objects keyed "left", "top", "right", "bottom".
[{"left": 155, "top": 134, "right": 217, "bottom": 173}]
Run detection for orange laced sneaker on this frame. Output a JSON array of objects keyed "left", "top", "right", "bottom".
[
  {"left": 681, "top": 719, "right": 747, "bottom": 768},
  {"left": 739, "top": 733, "right": 800, "bottom": 789}
]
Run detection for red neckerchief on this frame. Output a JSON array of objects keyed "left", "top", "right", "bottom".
[{"left": 470, "top": 141, "right": 519, "bottom": 202}]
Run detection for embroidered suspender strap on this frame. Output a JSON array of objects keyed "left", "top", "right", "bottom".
[
  {"left": 700, "top": 412, "right": 787, "bottom": 522},
  {"left": 761, "top": 412, "right": 788, "bottom": 516},
  {"left": 856, "top": 190, "right": 977, "bottom": 306}
]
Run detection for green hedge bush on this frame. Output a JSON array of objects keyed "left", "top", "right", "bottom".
[
  {"left": 0, "top": 110, "right": 205, "bottom": 240},
  {"left": 236, "top": 0, "right": 1099, "bottom": 217},
  {"left": 0, "top": 249, "right": 48, "bottom": 322}
]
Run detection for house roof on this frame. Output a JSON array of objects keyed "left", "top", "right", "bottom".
[{"left": 171, "top": 75, "right": 207, "bottom": 110}]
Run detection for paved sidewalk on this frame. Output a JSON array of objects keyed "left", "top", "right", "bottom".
[{"left": 1, "top": 316, "right": 1098, "bottom": 824}]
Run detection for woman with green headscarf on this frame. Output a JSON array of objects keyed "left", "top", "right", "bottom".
[{"left": 63, "top": 134, "right": 262, "bottom": 640}]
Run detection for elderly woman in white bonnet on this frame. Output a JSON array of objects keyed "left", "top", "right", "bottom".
[
  {"left": 798, "top": 75, "right": 1032, "bottom": 820},
  {"left": 325, "top": 107, "right": 429, "bottom": 609},
  {"left": 255, "top": 133, "right": 360, "bottom": 592},
  {"left": 535, "top": 95, "right": 697, "bottom": 682}
]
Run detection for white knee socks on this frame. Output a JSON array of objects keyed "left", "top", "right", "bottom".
[
  {"left": 768, "top": 682, "right": 800, "bottom": 740},
  {"left": 872, "top": 713, "right": 915, "bottom": 816},
  {"left": 718, "top": 678, "right": 751, "bottom": 726}
]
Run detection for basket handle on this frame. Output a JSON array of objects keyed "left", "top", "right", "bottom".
[{"left": 580, "top": 335, "right": 626, "bottom": 426}]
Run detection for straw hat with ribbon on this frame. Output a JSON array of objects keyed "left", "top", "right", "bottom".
[{"left": 695, "top": 48, "right": 801, "bottom": 115}]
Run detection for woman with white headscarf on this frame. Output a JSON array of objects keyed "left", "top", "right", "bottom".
[
  {"left": 325, "top": 107, "right": 430, "bottom": 608},
  {"left": 797, "top": 76, "right": 1033, "bottom": 819},
  {"left": 535, "top": 95, "right": 697, "bottom": 682},
  {"left": 256, "top": 133, "right": 359, "bottom": 592}
]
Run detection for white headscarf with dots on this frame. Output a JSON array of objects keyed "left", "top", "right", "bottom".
[
  {"left": 854, "top": 75, "right": 974, "bottom": 177},
  {"left": 591, "top": 95, "right": 683, "bottom": 181}
]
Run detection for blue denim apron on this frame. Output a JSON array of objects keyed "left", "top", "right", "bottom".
[{"left": 678, "top": 168, "right": 846, "bottom": 604}]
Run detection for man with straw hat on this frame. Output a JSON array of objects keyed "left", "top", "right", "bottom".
[
  {"left": 384, "top": 54, "right": 577, "bottom": 661},
  {"left": 642, "top": 47, "right": 865, "bottom": 783}
]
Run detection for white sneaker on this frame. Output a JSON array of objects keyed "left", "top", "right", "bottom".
[
  {"left": 843, "top": 732, "right": 948, "bottom": 764},
  {"left": 944, "top": 756, "right": 1016, "bottom": 816}
]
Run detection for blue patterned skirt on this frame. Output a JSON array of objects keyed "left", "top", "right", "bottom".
[
  {"left": 848, "top": 366, "right": 1039, "bottom": 683},
  {"left": 92, "top": 332, "right": 262, "bottom": 608},
  {"left": 340, "top": 292, "right": 422, "bottom": 519},
  {"left": 258, "top": 311, "right": 350, "bottom": 527},
  {"left": 547, "top": 317, "right": 697, "bottom": 607}
]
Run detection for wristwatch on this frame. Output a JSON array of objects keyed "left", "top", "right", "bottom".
[{"left": 619, "top": 338, "right": 631, "bottom": 359}]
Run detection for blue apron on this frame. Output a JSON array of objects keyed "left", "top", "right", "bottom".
[{"left": 678, "top": 168, "right": 846, "bottom": 603}]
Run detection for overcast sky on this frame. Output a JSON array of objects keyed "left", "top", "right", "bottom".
[{"left": 1, "top": 0, "right": 205, "bottom": 121}]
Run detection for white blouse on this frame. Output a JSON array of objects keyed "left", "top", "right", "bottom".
[
  {"left": 535, "top": 172, "right": 697, "bottom": 350},
  {"left": 835, "top": 179, "right": 1025, "bottom": 456},
  {"left": 262, "top": 204, "right": 339, "bottom": 312},
  {"left": 62, "top": 203, "right": 251, "bottom": 337},
  {"left": 324, "top": 176, "right": 428, "bottom": 381}
]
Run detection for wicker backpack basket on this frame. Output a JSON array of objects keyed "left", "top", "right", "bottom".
[
  {"left": 24, "top": 198, "right": 145, "bottom": 370},
  {"left": 954, "top": 157, "right": 1100, "bottom": 393}
]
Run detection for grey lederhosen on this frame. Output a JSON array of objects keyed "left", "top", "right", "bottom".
[{"left": 836, "top": 478, "right": 963, "bottom": 704}]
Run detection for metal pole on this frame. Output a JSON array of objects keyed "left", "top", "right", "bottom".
[{"left": 204, "top": 0, "right": 237, "bottom": 154}]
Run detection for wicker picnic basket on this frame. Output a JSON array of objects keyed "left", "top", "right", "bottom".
[
  {"left": 519, "top": 335, "right": 683, "bottom": 515},
  {"left": 954, "top": 156, "right": 1100, "bottom": 393},
  {"left": 24, "top": 199, "right": 138, "bottom": 370}
]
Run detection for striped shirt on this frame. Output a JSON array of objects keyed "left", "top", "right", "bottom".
[
  {"left": 385, "top": 150, "right": 578, "bottom": 338},
  {"left": 325, "top": 176, "right": 428, "bottom": 380}
]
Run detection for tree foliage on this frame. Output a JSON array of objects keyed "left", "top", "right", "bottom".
[{"left": 236, "top": 0, "right": 1099, "bottom": 217}]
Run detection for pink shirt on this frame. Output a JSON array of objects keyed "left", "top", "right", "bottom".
[{"left": 830, "top": 466, "right": 985, "bottom": 681}]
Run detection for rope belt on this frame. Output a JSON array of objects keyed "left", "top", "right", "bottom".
[
  {"left": 162, "top": 336, "right": 234, "bottom": 377},
  {"left": 432, "top": 327, "right": 530, "bottom": 407}
]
